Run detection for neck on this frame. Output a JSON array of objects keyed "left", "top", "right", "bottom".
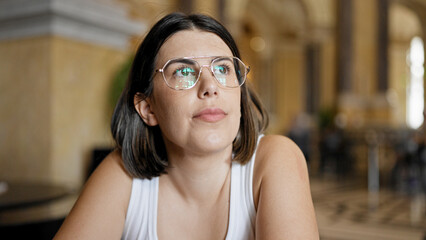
[{"left": 161, "top": 148, "right": 232, "bottom": 204}]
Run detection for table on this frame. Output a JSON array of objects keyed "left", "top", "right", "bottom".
[
  {"left": 0, "top": 181, "right": 77, "bottom": 238},
  {"left": 0, "top": 181, "right": 71, "bottom": 211}
]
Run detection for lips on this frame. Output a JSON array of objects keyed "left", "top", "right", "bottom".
[{"left": 193, "top": 108, "right": 227, "bottom": 122}]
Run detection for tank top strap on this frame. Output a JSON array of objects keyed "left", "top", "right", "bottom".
[
  {"left": 226, "top": 134, "right": 263, "bottom": 239},
  {"left": 122, "top": 177, "right": 159, "bottom": 240}
]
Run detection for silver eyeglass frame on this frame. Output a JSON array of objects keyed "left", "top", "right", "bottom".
[{"left": 154, "top": 56, "right": 250, "bottom": 90}]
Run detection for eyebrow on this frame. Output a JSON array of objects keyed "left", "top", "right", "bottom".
[
  {"left": 168, "top": 58, "right": 197, "bottom": 65},
  {"left": 213, "top": 57, "right": 233, "bottom": 62}
]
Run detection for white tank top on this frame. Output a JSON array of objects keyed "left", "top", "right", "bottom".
[{"left": 122, "top": 140, "right": 260, "bottom": 240}]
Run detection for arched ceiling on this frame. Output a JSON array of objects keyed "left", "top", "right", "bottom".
[
  {"left": 115, "top": 0, "right": 426, "bottom": 45},
  {"left": 301, "top": 0, "right": 335, "bottom": 29},
  {"left": 393, "top": 0, "right": 426, "bottom": 36},
  {"left": 244, "top": 0, "right": 307, "bottom": 38},
  {"left": 390, "top": 2, "right": 422, "bottom": 42},
  {"left": 116, "top": 0, "right": 174, "bottom": 23}
]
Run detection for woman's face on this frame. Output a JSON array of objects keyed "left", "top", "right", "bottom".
[{"left": 141, "top": 30, "right": 241, "bottom": 157}]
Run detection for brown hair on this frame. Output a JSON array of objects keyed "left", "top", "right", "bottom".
[{"left": 111, "top": 12, "right": 268, "bottom": 179}]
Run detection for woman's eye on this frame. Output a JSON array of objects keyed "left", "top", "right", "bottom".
[
  {"left": 175, "top": 67, "right": 195, "bottom": 77},
  {"left": 214, "top": 65, "right": 230, "bottom": 75}
]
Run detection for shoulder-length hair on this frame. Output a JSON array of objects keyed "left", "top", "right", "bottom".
[{"left": 111, "top": 12, "right": 268, "bottom": 179}]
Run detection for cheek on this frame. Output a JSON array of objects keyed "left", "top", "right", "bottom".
[
  {"left": 230, "top": 91, "right": 242, "bottom": 130},
  {"left": 235, "top": 92, "right": 242, "bottom": 117},
  {"left": 154, "top": 99, "right": 185, "bottom": 125},
  {"left": 152, "top": 101, "right": 188, "bottom": 145},
  {"left": 151, "top": 88, "right": 190, "bottom": 134},
  {"left": 151, "top": 82, "right": 181, "bottom": 119}
]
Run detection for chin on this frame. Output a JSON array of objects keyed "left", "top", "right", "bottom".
[{"left": 194, "top": 130, "right": 236, "bottom": 152}]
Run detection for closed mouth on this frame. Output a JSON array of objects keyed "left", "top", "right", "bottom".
[{"left": 193, "top": 108, "right": 227, "bottom": 122}]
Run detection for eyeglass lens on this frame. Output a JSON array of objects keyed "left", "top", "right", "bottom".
[{"left": 162, "top": 57, "right": 247, "bottom": 90}]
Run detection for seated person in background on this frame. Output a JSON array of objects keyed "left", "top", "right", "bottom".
[{"left": 54, "top": 12, "right": 319, "bottom": 240}]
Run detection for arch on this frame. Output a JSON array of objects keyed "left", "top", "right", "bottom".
[
  {"left": 237, "top": 0, "right": 310, "bottom": 133},
  {"left": 388, "top": 1, "right": 423, "bottom": 127},
  {"left": 407, "top": 36, "right": 424, "bottom": 129}
]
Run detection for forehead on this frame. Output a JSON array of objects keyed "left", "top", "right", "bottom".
[{"left": 156, "top": 30, "right": 233, "bottom": 66}]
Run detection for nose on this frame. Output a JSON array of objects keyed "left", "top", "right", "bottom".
[{"left": 197, "top": 65, "right": 219, "bottom": 98}]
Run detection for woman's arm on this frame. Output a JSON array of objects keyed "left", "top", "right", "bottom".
[
  {"left": 253, "top": 135, "right": 319, "bottom": 239},
  {"left": 54, "top": 150, "right": 132, "bottom": 239}
]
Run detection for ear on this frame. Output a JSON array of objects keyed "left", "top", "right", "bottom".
[{"left": 134, "top": 93, "right": 158, "bottom": 126}]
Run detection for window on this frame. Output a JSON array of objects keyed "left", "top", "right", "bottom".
[{"left": 407, "top": 36, "right": 424, "bottom": 129}]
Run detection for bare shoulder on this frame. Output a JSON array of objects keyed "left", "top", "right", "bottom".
[
  {"left": 253, "top": 135, "right": 319, "bottom": 239},
  {"left": 54, "top": 150, "right": 132, "bottom": 239},
  {"left": 254, "top": 135, "right": 308, "bottom": 184},
  {"left": 257, "top": 134, "right": 304, "bottom": 159},
  {"left": 77, "top": 150, "right": 132, "bottom": 204},
  {"left": 89, "top": 150, "right": 132, "bottom": 185}
]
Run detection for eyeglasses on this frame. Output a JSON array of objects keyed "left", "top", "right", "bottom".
[{"left": 155, "top": 56, "right": 250, "bottom": 90}]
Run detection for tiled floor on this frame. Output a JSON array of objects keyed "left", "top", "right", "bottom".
[
  {"left": 311, "top": 177, "right": 426, "bottom": 240},
  {"left": 1, "top": 175, "right": 424, "bottom": 239}
]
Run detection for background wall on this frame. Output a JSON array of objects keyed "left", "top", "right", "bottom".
[
  {"left": 0, "top": 0, "right": 424, "bottom": 188},
  {"left": 0, "top": 0, "right": 143, "bottom": 186},
  {"left": 0, "top": 0, "right": 425, "bottom": 239}
]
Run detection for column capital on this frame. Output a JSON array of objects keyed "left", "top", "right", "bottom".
[{"left": 0, "top": 0, "right": 145, "bottom": 49}]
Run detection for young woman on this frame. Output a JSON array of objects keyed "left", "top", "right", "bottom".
[{"left": 54, "top": 12, "right": 319, "bottom": 239}]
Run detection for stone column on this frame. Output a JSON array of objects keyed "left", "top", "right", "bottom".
[
  {"left": 0, "top": 0, "right": 144, "bottom": 187},
  {"left": 377, "top": 0, "right": 389, "bottom": 92},
  {"left": 336, "top": 0, "right": 353, "bottom": 93}
]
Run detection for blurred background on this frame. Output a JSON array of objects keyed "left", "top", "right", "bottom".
[{"left": 0, "top": 0, "right": 425, "bottom": 239}]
